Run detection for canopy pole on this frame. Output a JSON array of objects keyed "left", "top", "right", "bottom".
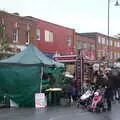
[{"left": 40, "top": 66, "right": 44, "bottom": 93}]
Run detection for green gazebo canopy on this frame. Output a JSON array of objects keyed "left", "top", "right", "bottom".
[
  {"left": 0, "top": 44, "right": 59, "bottom": 107},
  {"left": 0, "top": 44, "right": 54, "bottom": 65}
]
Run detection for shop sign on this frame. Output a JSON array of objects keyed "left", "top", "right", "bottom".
[
  {"left": 93, "top": 63, "right": 99, "bottom": 71},
  {"left": 35, "top": 93, "right": 47, "bottom": 108}
]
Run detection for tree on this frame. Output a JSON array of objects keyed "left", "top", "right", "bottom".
[{"left": 0, "top": 23, "right": 11, "bottom": 59}]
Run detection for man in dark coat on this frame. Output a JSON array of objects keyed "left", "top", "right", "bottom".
[
  {"left": 95, "top": 71, "right": 107, "bottom": 90},
  {"left": 104, "top": 72, "right": 113, "bottom": 111}
]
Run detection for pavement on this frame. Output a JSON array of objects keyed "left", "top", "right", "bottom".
[{"left": 0, "top": 102, "right": 120, "bottom": 120}]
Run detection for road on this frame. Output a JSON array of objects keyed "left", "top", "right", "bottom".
[{"left": 0, "top": 102, "right": 120, "bottom": 120}]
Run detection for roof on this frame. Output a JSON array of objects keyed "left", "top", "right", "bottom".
[
  {"left": 24, "top": 16, "right": 75, "bottom": 31},
  {"left": 78, "top": 32, "right": 116, "bottom": 39},
  {"left": 0, "top": 44, "right": 54, "bottom": 66}
]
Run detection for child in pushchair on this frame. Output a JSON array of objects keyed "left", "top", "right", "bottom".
[{"left": 88, "top": 89, "right": 106, "bottom": 112}]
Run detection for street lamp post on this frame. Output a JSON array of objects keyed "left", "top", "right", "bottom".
[
  {"left": 107, "top": 0, "right": 119, "bottom": 66},
  {"left": 107, "top": 0, "right": 110, "bottom": 64}
]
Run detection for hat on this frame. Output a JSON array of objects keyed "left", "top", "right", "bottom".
[{"left": 94, "top": 92, "right": 99, "bottom": 96}]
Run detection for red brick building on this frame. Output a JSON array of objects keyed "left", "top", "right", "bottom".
[
  {"left": 0, "top": 11, "right": 76, "bottom": 57},
  {"left": 79, "top": 32, "right": 120, "bottom": 62},
  {"left": 75, "top": 33, "right": 96, "bottom": 60},
  {"left": 25, "top": 17, "right": 76, "bottom": 55},
  {"left": 1, "top": 11, "right": 120, "bottom": 62},
  {"left": 0, "top": 11, "right": 37, "bottom": 52}
]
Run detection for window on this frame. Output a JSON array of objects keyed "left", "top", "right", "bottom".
[
  {"left": 67, "top": 35, "right": 72, "bottom": 47},
  {"left": 110, "top": 52, "right": 113, "bottom": 59},
  {"left": 97, "top": 51, "right": 101, "bottom": 58},
  {"left": 1, "top": 17, "right": 5, "bottom": 25},
  {"left": 114, "top": 52, "right": 117, "bottom": 60},
  {"left": 117, "top": 42, "right": 119, "bottom": 47},
  {"left": 117, "top": 53, "right": 119, "bottom": 58},
  {"left": 114, "top": 41, "right": 116, "bottom": 47},
  {"left": 76, "top": 40, "right": 83, "bottom": 49},
  {"left": 25, "top": 31, "right": 30, "bottom": 44},
  {"left": 118, "top": 53, "right": 120, "bottom": 58},
  {"left": 110, "top": 39, "right": 113, "bottom": 46},
  {"left": 98, "top": 36, "right": 101, "bottom": 43},
  {"left": 106, "top": 38, "right": 108, "bottom": 45},
  {"left": 13, "top": 29, "right": 18, "bottom": 42},
  {"left": 83, "top": 42, "right": 87, "bottom": 48},
  {"left": 45, "top": 30, "right": 53, "bottom": 42},
  {"left": 102, "top": 51, "right": 105, "bottom": 57},
  {"left": 36, "top": 28, "right": 40, "bottom": 40},
  {"left": 102, "top": 37, "right": 105, "bottom": 44},
  {"left": 26, "top": 23, "right": 30, "bottom": 44},
  {"left": 105, "top": 38, "right": 106, "bottom": 45},
  {"left": 91, "top": 44, "right": 95, "bottom": 50}
]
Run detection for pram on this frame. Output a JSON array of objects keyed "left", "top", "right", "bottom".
[
  {"left": 80, "top": 89, "right": 94, "bottom": 107},
  {"left": 75, "top": 86, "right": 94, "bottom": 108},
  {"left": 88, "top": 89, "right": 106, "bottom": 112}
]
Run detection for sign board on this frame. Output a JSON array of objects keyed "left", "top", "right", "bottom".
[
  {"left": 93, "top": 63, "right": 99, "bottom": 71},
  {"left": 35, "top": 93, "right": 47, "bottom": 108}
]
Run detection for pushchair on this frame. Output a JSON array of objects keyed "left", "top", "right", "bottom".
[
  {"left": 79, "top": 89, "right": 94, "bottom": 107},
  {"left": 88, "top": 89, "right": 106, "bottom": 112},
  {"left": 75, "top": 86, "right": 94, "bottom": 108}
]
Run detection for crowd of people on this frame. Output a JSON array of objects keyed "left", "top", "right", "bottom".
[
  {"left": 93, "top": 67, "right": 120, "bottom": 111},
  {"left": 63, "top": 63, "right": 120, "bottom": 111}
]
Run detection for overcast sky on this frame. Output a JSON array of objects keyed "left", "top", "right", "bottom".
[{"left": 1, "top": 0, "right": 120, "bottom": 36}]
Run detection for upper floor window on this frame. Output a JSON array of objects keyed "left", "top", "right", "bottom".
[
  {"left": 110, "top": 39, "right": 113, "bottom": 46},
  {"left": 25, "top": 31, "right": 30, "bottom": 44},
  {"left": 117, "top": 52, "right": 119, "bottom": 58},
  {"left": 36, "top": 28, "right": 40, "bottom": 40},
  {"left": 83, "top": 42, "right": 87, "bottom": 48},
  {"left": 102, "top": 37, "right": 105, "bottom": 44},
  {"left": 117, "top": 42, "right": 119, "bottom": 47},
  {"left": 25, "top": 23, "right": 30, "bottom": 44},
  {"left": 45, "top": 30, "right": 53, "bottom": 42},
  {"left": 1, "top": 17, "right": 5, "bottom": 25},
  {"left": 118, "top": 53, "right": 120, "bottom": 58},
  {"left": 119, "top": 42, "right": 120, "bottom": 47},
  {"left": 13, "top": 29, "right": 18, "bottom": 43},
  {"left": 105, "top": 38, "right": 108, "bottom": 45},
  {"left": 13, "top": 22, "right": 19, "bottom": 43},
  {"left": 97, "top": 51, "right": 101, "bottom": 58},
  {"left": 114, "top": 52, "right": 117, "bottom": 60},
  {"left": 110, "top": 52, "right": 113, "bottom": 59},
  {"left": 0, "top": 18, "right": 5, "bottom": 37},
  {"left": 76, "top": 40, "right": 83, "bottom": 49},
  {"left": 91, "top": 44, "right": 95, "bottom": 50},
  {"left": 67, "top": 35, "right": 72, "bottom": 47},
  {"left": 98, "top": 36, "right": 101, "bottom": 43}
]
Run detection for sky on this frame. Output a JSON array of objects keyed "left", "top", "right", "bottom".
[{"left": 1, "top": 0, "right": 120, "bottom": 36}]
